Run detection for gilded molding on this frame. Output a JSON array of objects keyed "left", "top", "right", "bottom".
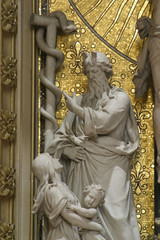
[
  {"left": 1, "top": 55, "right": 17, "bottom": 87},
  {"left": 0, "top": 110, "right": 16, "bottom": 141},
  {"left": 0, "top": 166, "right": 15, "bottom": 197},
  {"left": 1, "top": 0, "right": 17, "bottom": 33},
  {"left": 0, "top": 221, "right": 15, "bottom": 240}
]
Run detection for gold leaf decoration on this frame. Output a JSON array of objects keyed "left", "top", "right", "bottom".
[
  {"left": 0, "top": 166, "right": 15, "bottom": 197},
  {"left": 133, "top": 101, "right": 151, "bottom": 134},
  {"left": 75, "top": 23, "right": 86, "bottom": 39},
  {"left": 66, "top": 41, "right": 86, "bottom": 74},
  {"left": 70, "top": 82, "right": 86, "bottom": 96},
  {"left": 0, "top": 110, "right": 16, "bottom": 141},
  {"left": 0, "top": 222, "right": 15, "bottom": 240},
  {"left": 147, "top": 234, "right": 160, "bottom": 240},
  {"left": 1, "top": 56, "right": 17, "bottom": 87},
  {"left": 129, "top": 63, "right": 137, "bottom": 75},
  {"left": 1, "top": 0, "right": 17, "bottom": 33},
  {"left": 131, "top": 161, "right": 150, "bottom": 195}
]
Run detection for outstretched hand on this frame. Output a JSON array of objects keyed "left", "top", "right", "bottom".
[
  {"left": 63, "top": 91, "right": 85, "bottom": 120},
  {"left": 63, "top": 91, "right": 78, "bottom": 113}
]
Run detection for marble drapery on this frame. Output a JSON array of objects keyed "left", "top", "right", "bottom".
[{"left": 47, "top": 87, "right": 140, "bottom": 240}]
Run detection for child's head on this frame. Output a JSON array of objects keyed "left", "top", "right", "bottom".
[{"left": 83, "top": 184, "right": 105, "bottom": 208}]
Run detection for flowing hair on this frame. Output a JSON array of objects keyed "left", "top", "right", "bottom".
[
  {"left": 32, "top": 153, "right": 54, "bottom": 216},
  {"left": 83, "top": 184, "right": 105, "bottom": 206},
  {"left": 81, "top": 51, "right": 113, "bottom": 107},
  {"left": 82, "top": 51, "right": 113, "bottom": 79}
]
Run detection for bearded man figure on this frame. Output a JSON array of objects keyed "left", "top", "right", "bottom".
[{"left": 47, "top": 51, "right": 140, "bottom": 240}]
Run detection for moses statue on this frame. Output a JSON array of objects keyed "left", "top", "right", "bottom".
[{"left": 46, "top": 51, "right": 140, "bottom": 240}]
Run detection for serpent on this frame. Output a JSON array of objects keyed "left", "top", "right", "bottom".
[{"left": 34, "top": 11, "right": 77, "bottom": 132}]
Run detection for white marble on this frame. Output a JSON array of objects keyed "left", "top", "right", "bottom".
[{"left": 47, "top": 51, "right": 140, "bottom": 240}]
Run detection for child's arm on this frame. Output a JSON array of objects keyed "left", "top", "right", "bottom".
[
  {"left": 66, "top": 203, "right": 97, "bottom": 218},
  {"left": 61, "top": 206, "right": 104, "bottom": 235}
]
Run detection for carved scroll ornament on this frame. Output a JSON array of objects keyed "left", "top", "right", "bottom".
[
  {"left": 1, "top": 56, "right": 17, "bottom": 87},
  {"left": 0, "top": 222, "right": 15, "bottom": 240},
  {"left": 1, "top": 0, "right": 17, "bottom": 33},
  {"left": 0, "top": 166, "right": 15, "bottom": 197},
  {"left": 0, "top": 110, "right": 16, "bottom": 141}
]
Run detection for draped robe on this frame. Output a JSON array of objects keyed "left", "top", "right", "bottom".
[
  {"left": 47, "top": 87, "right": 140, "bottom": 240},
  {"left": 43, "top": 182, "right": 80, "bottom": 240}
]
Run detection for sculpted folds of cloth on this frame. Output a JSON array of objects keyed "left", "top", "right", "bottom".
[
  {"left": 32, "top": 154, "right": 107, "bottom": 240},
  {"left": 46, "top": 51, "right": 140, "bottom": 240}
]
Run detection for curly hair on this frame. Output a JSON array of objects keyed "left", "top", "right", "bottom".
[
  {"left": 82, "top": 51, "right": 113, "bottom": 79},
  {"left": 83, "top": 183, "right": 105, "bottom": 206}
]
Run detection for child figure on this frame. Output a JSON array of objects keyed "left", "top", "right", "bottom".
[
  {"left": 66, "top": 184, "right": 107, "bottom": 240},
  {"left": 32, "top": 153, "right": 106, "bottom": 240}
]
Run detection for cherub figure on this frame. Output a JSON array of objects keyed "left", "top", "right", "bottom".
[
  {"left": 67, "top": 183, "right": 107, "bottom": 240},
  {"left": 32, "top": 153, "right": 106, "bottom": 240}
]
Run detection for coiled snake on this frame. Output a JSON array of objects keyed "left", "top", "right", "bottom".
[{"left": 31, "top": 11, "right": 77, "bottom": 135}]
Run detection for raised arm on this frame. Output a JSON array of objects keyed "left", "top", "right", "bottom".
[{"left": 63, "top": 91, "right": 84, "bottom": 120}]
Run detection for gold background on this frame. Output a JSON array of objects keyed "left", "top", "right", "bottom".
[{"left": 40, "top": 0, "right": 155, "bottom": 238}]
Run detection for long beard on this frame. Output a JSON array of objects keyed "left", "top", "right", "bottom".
[{"left": 81, "top": 78, "right": 108, "bottom": 108}]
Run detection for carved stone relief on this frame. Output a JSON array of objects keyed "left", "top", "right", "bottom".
[
  {"left": 0, "top": 166, "right": 15, "bottom": 197},
  {"left": 0, "top": 110, "right": 16, "bottom": 141},
  {"left": 0, "top": 221, "right": 15, "bottom": 240},
  {"left": 1, "top": 56, "right": 17, "bottom": 87},
  {"left": 1, "top": 0, "right": 17, "bottom": 33},
  {"left": 0, "top": 0, "right": 17, "bottom": 236}
]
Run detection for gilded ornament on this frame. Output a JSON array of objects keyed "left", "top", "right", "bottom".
[
  {"left": 129, "top": 63, "right": 137, "bottom": 75},
  {"left": 1, "top": 0, "right": 17, "bottom": 32},
  {"left": 147, "top": 234, "right": 160, "bottom": 240},
  {"left": 110, "top": 78, "right": 121, "bottom": 88},
  {"left": 138, "top": 222, "right": 151, "bottom": 240},
  {"left": 134, "top": 145, "right": 146, "bottom": 159},
  {"left": 0, "top": 166, "right": 15, "bottom": 197},
  {"left": 75, "top": 23, "right": 86, "bottom": 39},
  {"left": 66, "top": 42, "right": 85, "bottom": 74},
  {"left": 133, "top": 101, "right": 151, "bottom": 134},
  {"left": 1, "top": 56, "right": 17, "bottom": 87},
  {"left": 0, "top": 222, "right": 15, "bottom": 240},
  {"left": 69, "top": 0, "right": 152, "bottom": 62},
  {"left": 0, "top": 110, "right": 16, "bottom": 141},
  {"left": 50, "top": 0, "right": 56, "bottom": 4},
  {"left": 131, "top": 161, "right": 150, "bottom": 195},
  {"left": 70, "top": 82, "right": 86, "bottom": 96},
  {"left": 136, "top": 203, "right": 146, "bottom": 220}
]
